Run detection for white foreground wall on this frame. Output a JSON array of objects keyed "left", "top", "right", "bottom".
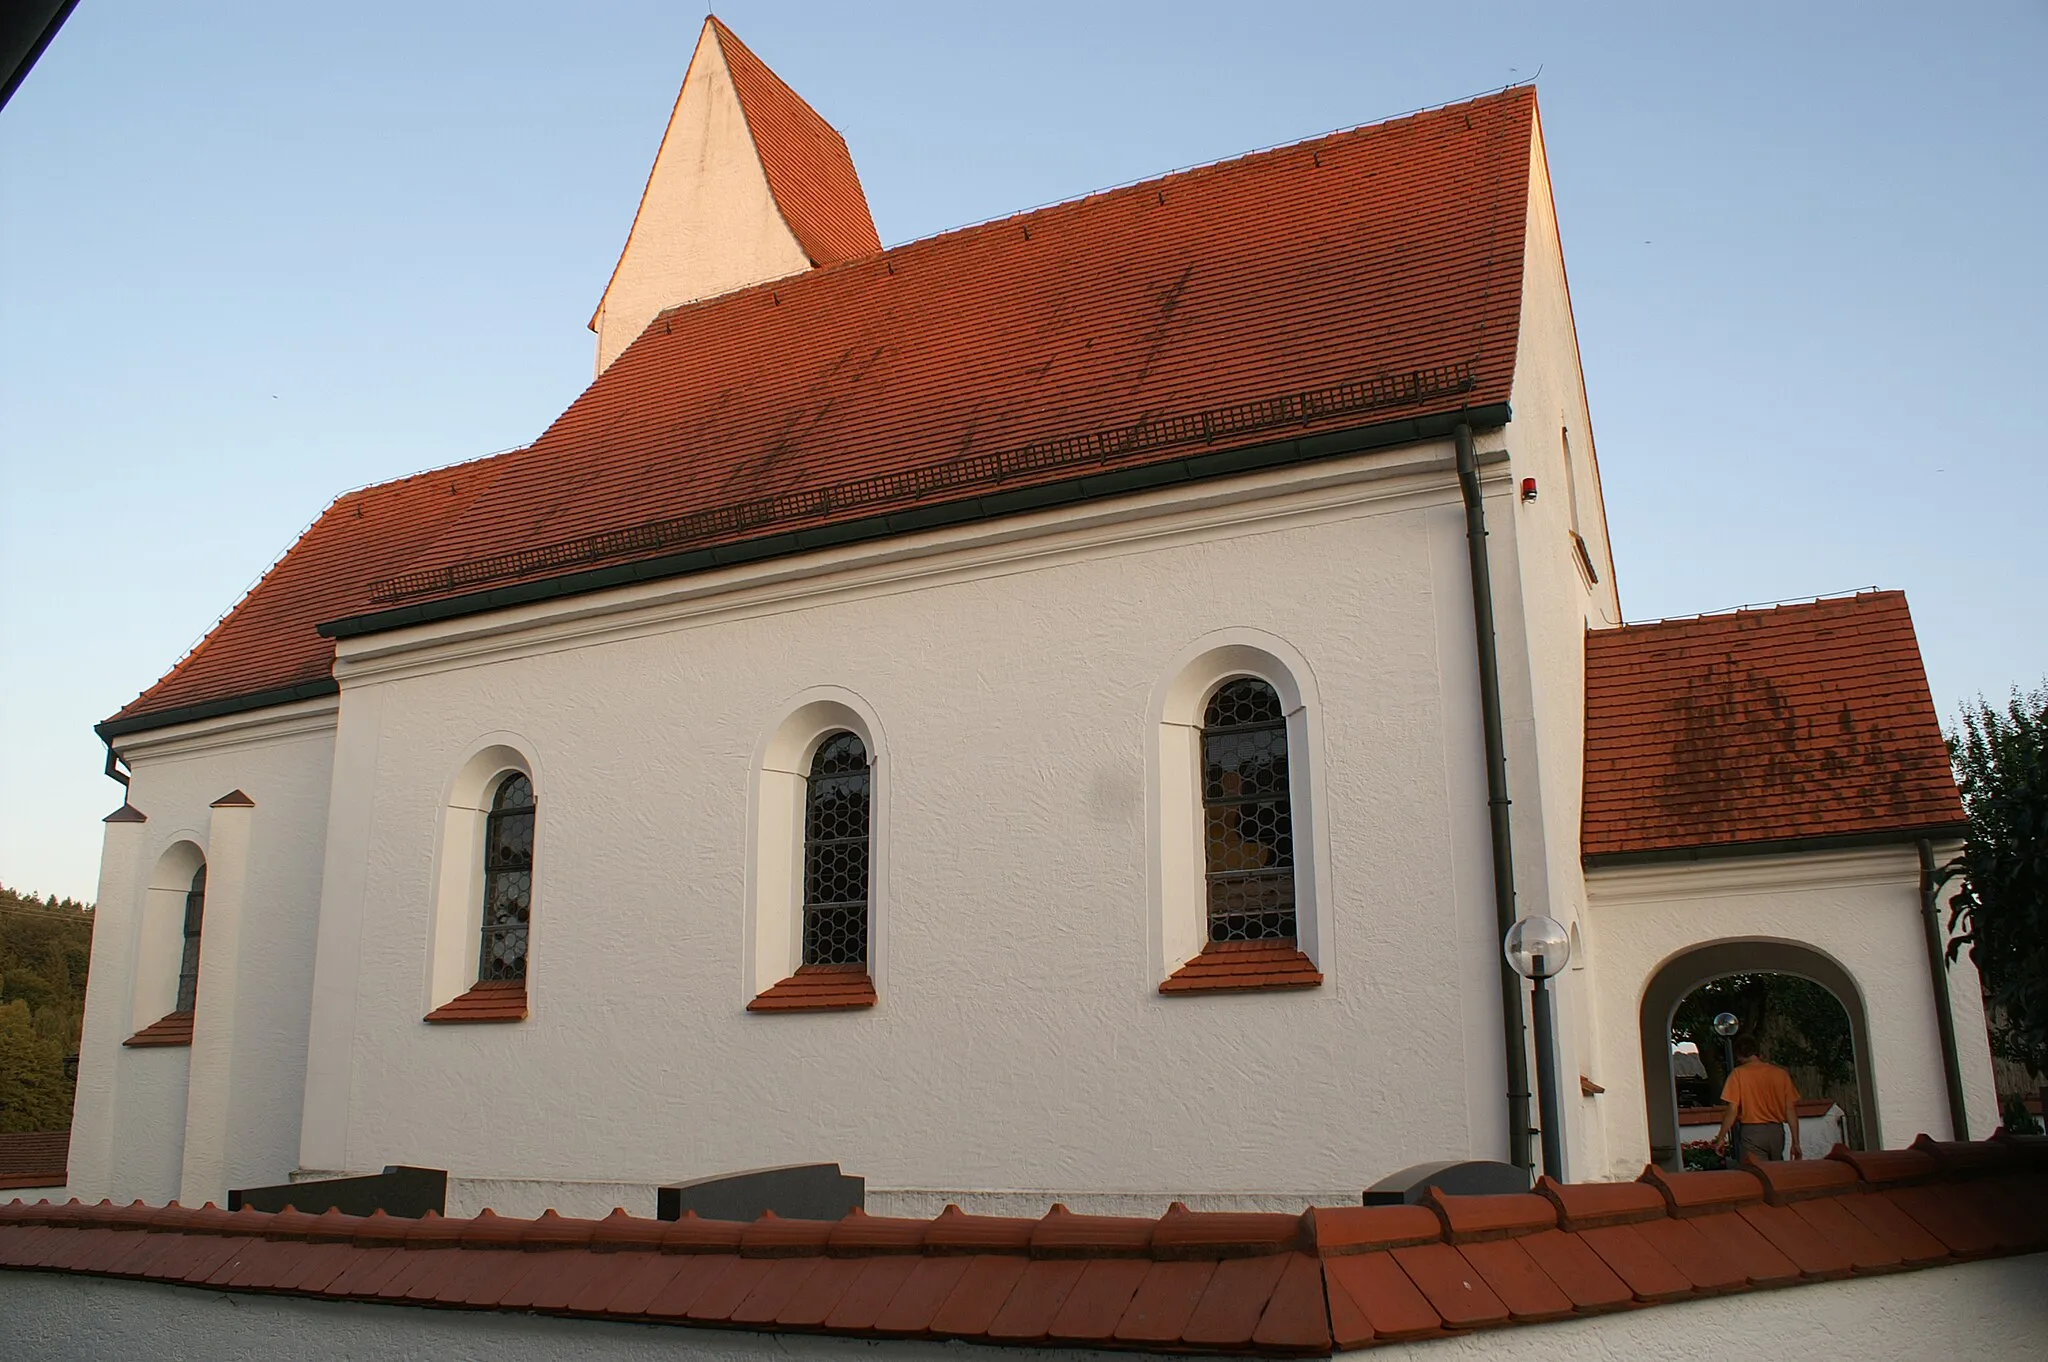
[
  {"left": 299, "top": 440, "right": 1532, "bottom": 1203},
  {"left": 69, "top": 701, "right": 337, "bottom": 1206},
  {"left": 1585, "top": 847, "right": 2000, "bottom": 1180},
  {"left": 5, "top": 1255, "right": 2044, "bottom": 1361}
]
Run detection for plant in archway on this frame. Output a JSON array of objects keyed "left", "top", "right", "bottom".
[
  {"left": 1947, "top": 683, "right": 2048, "bottom": 1077},
  {"left": 1671, "top": 974, "right": 1855, "bottom": 1096}
]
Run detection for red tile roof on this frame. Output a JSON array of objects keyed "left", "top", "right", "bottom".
[
  {"left": 710, "top": 18, "right": 881, "bottom": 267},
  {"left": 0, "top": 1132, "right": 67, "bottom": 1191},
  {"left": 104, "top": 88, "right": 1537, "bottom": 735},
  {"left": 1581, "top": 592, "right": 1965, "bottom": 861},
  {"left": 6, "top": 1135, "right": 2044, "bottom": 1351}
]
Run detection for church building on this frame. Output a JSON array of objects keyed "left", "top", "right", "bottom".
[{"left": 67, "top": 17, "right": 1998, "bottom": 1218}]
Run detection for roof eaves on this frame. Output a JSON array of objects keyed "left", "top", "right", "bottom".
[
  {"left": 96, "top": 679, "right": 342, "bottom": 744},
  {"left": 320, "top": 402, "right": 1513, "bottom": 642},
  {"left": 1583, "top": 823, "right": 1971, "bottom": 870}
]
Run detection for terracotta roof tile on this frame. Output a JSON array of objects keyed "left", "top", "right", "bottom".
[
  {"left": 709, "top": 19, "right": 881, "bottom": 268},
  {"left": 1390, "top": 1241, "right": 1511, "bottom": 1327},
  {"left": 1833, "top": 1192, "right": 1950, "bottom": 1267},
  {"left": 927, "top": 1254, "right": 1030, "bottom": 1335},
  {"left": 985, "top": 1258, "right": 1087, "bottom": 1341},
  {"left": 1113, "top": 1259, "right": 1217, "bottom": 1343},
  {"left": 1515, "top": 1220, "right": 1638, "bottom": 1310},
  {"left": 15, "top": 1145, "right": 2041, "bottom": 1355},
  {"left": 107, "top": 88, "right": 1537, "bottom": 735},
  {"left": 1322, "top": 1252, "right": 1442, "bottom": 1342},
  {"left": 1582, "top": 593, "right": 1965, "bottom": 859},
  {"left": 1574, "top": 1224, "right": 1693, "bottom": 1302},
  {"left": 1735, "top": 1202, "right": 1854, "bottom": 1279},
  {"left": 1451, "top": 1238, "right": 1574, "bottom": 1322},
  {"left": 1628, "top": 1216, "right": 1749, "bottom": 1293}
]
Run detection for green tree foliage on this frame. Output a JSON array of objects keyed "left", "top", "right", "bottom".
[
  {"left": 0, "top": 884, "right": 93, "bottom": 1133},
  {"left": 1947, "top": 683, "right": 2048, "bottom": 1075},
  {"left": 1672, "top": 973, "right": 1856, "bottom": 1099}
]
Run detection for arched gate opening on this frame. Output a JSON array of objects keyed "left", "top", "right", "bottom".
[{"left": 1639, "top": 939, "right": 1879, "bottom": 1169}]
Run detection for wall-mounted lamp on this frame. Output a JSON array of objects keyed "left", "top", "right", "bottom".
[{"left": 1520, "top": 477, "right": 1539, "bottom": 502}]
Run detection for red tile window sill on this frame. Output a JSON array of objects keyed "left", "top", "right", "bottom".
[
  {"left": 749, "top": 963, "right": 876, "bottom": 1013},
  {"left": 123, "top": 1010, "right": 195, "bottom": 1047},
  {"left": 1159, "top": 940, "right": 1323, "bottom": 994},
  {"left": 424, "top": 980, "right": 528, "bottom": 1024}
]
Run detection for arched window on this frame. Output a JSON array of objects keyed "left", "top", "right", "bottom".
[
  {"left": 175, "top": 864, "right": 207, "bottom": 1013},
  {"left": 802, "top": 732, "right": 870, "bottom": 966},
  {"left": 1200, "top": 678, "right": 1296, "bottom": 943},
  {"left": 479, "top": 772, "right": 535, "bottom": 982}
]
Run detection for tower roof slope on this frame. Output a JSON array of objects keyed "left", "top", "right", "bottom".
[
  {"left": 1582, "top": 592, "right": 1966, "bottom": 861},
  {"left": 711, "top": 16, "right": 882, "bottom": 266},
  {"left": 105, "top": 86, "right": 1538, "bottom": 733}
]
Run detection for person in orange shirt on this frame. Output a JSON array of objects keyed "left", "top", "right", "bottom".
[{"left": 1713, "top": 1036, "right": 1803, "bottom": 1161}]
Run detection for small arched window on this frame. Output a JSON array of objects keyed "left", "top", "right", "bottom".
[
  {"left": 479, "top": 772, "right": 536, "bottom": 982},
  {"left": 802, "top": 733, "right": 870, "bottom": 966},
  {"left": 175, "top": 864, "right": 207, "bottom": 1013},
  {"left": 1200, "top": 678, "right": 1296, "bottom": 943}
]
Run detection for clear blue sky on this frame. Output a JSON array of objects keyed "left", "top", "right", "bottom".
[{"left": 3, "top": 2, "right": 2043, "bottom": 903}]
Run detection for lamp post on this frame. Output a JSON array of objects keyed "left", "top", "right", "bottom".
[
  {"left": 1712, "top": 1011, "right": 1740, "bottom": 1084},
  {"left": 1504, "top": 915, "right": 1572, "bottom": 1182}
]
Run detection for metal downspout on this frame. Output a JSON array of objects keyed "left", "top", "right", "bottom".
[
  {"left": 1456, "top": 421, "right": 1534, "bottom": 1173},
  {"left": 1916, "top": 838, "right": 1970, "bottom": 1139}
]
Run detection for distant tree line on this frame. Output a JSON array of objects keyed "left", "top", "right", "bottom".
[{"left": 0, "top": 884, "right": 92, "bottom": 1133}]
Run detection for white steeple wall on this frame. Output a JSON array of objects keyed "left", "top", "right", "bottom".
[{"left": 588, "top": 21, "right": 812, "bottom": 376}]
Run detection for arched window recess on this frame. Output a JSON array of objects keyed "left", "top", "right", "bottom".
[
  {"left": 751, "top": 729, "right": 878, "bottom": 1012},
  {"left": 127, "top": 854, "right": 207, "bottom": 1047},
  {"left": 426, "top": 768, "right": 535, "bottom": 1023},
  {"left": 1160, "top": 674, "right": 1324, "bottom": 994}
]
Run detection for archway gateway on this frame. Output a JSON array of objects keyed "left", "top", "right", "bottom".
[{"left": 1638, "top": 940, "right": 1879, "bottom": 1169}]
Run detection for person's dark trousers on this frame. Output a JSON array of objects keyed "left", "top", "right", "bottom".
[{"left": 1741, "top": 1122, "right": 1787, "bottom": 1160}]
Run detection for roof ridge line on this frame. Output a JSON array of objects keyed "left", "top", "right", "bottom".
[
  {"left": 645, "top": 83, "right": 1538, "bottom": 332},
  {"left": 1617, "top": 586, "right": 1890, "bottom": 630}
]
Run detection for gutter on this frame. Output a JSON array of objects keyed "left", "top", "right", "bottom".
[
  {"left": 95, "top": 679, "right": 342, "bottom": 745},
  {"left": 1916, "top": 839, "right": 1971, "bottom": 1139},
  {"left": 1455, "top": 421, "right": 1534, "bottom": 1173}
]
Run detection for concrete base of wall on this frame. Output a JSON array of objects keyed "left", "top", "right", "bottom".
[
  {"left": 5, "top": 1255, "right": 2045, "bottom": 1360},
  {"left": 294, "top": 1171, "right": 1367, "bottom": 1220}
]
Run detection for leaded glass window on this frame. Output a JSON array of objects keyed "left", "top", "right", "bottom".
[
  {"left": 1201, "top": 678, "right": 1296, "bottom": 942},
  {"left": 478, "top": 773, "right": 535, "bottom": 982},
  {"left": 802, "top": 732, "right": 870, "bottom": 966},
  {"left": 175, "top": 864, "right": 206, "bottom": 1013}
]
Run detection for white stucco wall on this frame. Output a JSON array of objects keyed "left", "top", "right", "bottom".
[
  {"left": 1466, "top": 107, "right": 1624, "bottom": 1184},
  {"left": 69, "top": 702, "right": 337, "bottom": 1206},
  {"left": 297, "top": 440, "right": 1526, "bottom": 1204},
  {"left": 589, "top": 20, "right": 812, "bottom": 374},
  {"left": 1585, "top": 846, "right": 2001, "bottom": 1180},
  {"left": 5, "top": 1255, "right": 2043, "bottom": 1361}
]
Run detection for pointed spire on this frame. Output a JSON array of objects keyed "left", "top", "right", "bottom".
[{"left": 588, "top": 17, "right": 880, "bottom": 376}]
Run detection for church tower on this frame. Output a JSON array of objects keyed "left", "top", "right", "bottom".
[{"left": 588, "top": 16, "right": 882, "bottom": 374}]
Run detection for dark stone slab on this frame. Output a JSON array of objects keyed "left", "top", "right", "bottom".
[
  {"left": 1364, "top": 1160, "right": 1530, "bottom": 1206},
  {"left": 657, "top": 1163, "right": 864, "bottom": 1222},
  {"left": 230, "top": 1165, "right": 446, "bottom": 1218}
]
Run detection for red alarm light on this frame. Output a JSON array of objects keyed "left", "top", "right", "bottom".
[{"left": 1520, "top": 477, "right": 1539, "bottom": 502}]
